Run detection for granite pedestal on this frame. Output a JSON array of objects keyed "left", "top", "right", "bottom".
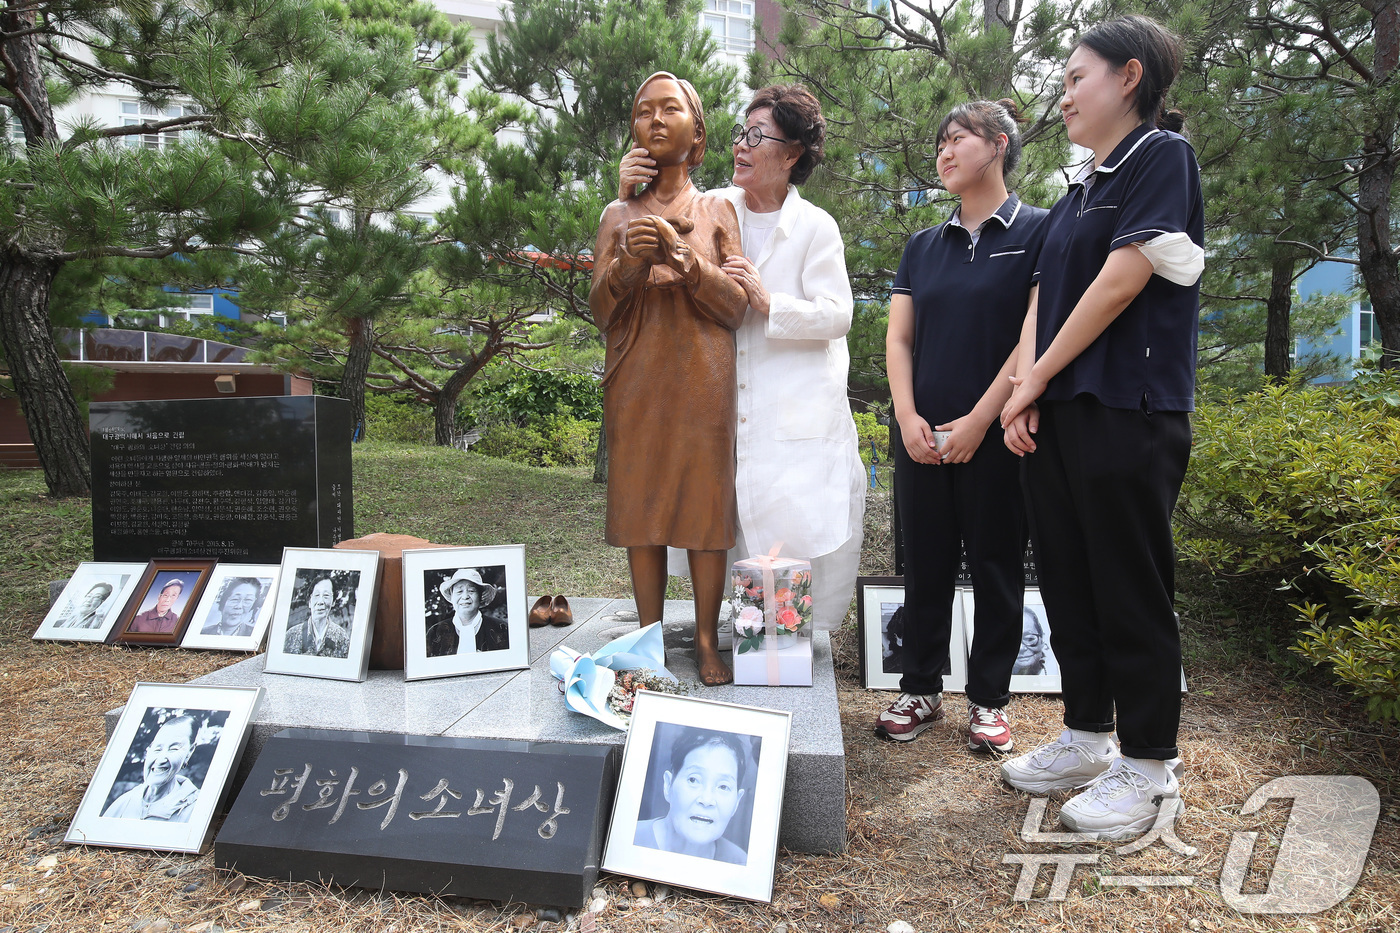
[{"left": 108, "top": 599, "right": 846, "bottom": 854}]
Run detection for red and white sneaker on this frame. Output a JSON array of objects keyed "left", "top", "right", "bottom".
[
  {"left": 874, "top": 693, "right": 944, "bottom": 742},
  {"left": 967, "top": 702, "right": 1014, "bottom": 753}
]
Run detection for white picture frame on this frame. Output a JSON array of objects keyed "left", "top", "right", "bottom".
[
  {"left": 263, "top": 547, "right": 381, "bottom": 682},
  {"left": 33, "top": 562, "right": 145, "bottom": 642},
  {"left": 856, "top": 576, "right": 968, "bottom": 693},
  {"left": 65, "top": 682, "right": 263, "bottom": 853},
  {"left": 964, "top": 587, "right": 1189, "bottom": 694},
  {"left": 401, "top": 545, "right": 529, "bottom": 681},
  {"left": 180, "top": 564, "right": 281, "bottom": 652},
  {"left": 602, "top": 692, "right": 792, "bottom": 903}
]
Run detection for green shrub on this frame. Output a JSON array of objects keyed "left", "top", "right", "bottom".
[
  {"left": 364, "top": 394, "right": 434, "bottom": 444},
  {"left": 472, "top": 416, "right": 599, "bottom": 468},
  {"left": 465, "top": 367, "right": 602, "bottom": 428},
  {"left": 1179, "top": 379, "right": 1400, "bottom": 718},
  {"left": 853, "top": 410, "right": 891, "bottom": 467}
]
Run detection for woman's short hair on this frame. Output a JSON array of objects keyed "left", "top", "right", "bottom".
[
  {"left": 746, "top": 84, "right": 826, "bottom": 185},
  {"left": 936, "top": 99, "right": 1028, "bottom": 179},
  {"left": 1076, "top": 14, "right": 1185, "bottom": 133},
  {"left": 632, "top": 71, "right": 708, "bottom": 171},
  {"left": 219, "top": 577, "right": 261, "bottom": 610},
  {"left": 669, "top": 727, "right": 749, "bottom": 788},
  {"left": 86, "top": 582, "right": 114, "bottom": 600}
]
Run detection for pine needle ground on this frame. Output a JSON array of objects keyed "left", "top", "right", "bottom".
[{"left": 1, "top": 445, "right": 1396, "bottom": 933}]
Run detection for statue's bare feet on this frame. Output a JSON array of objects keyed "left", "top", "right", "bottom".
[{"left": 697, "top": 646, "right": 733, "bottom": 686}]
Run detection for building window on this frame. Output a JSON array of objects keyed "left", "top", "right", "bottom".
[
  {"left": 160, "top": 293, "right": 216, "bottom": 325},
  {"left": 703, "top": 0, "right": 754, "bottom": 55},
  {"left": 6, "top": 111, "right": 23, "bottom": 141},
  {"left": 1359, "top": 301, "right": 1376, "bottom": 348},
  {"left": 120, "top": 100, "right": 199, "bottom": 150}
]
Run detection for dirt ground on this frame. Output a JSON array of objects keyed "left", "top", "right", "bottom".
[{"left": 2, "top": 480, "right": 1398, "bottom": 932}]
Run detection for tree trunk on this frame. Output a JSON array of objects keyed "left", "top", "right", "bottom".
[
  {"left": 1358, "top": 0, "right": 1400, "bottom": 369},
  {"left": 341, "top": 317, "right": 375, "bottom": 439},
  {"left": 0, "top": 255, "right": 92, "bottom": 496},
  {"left": 1264, "top": 254, "right": 1295, "bottom": 380},
  {"left": 1, "top": 3, "right": 88, "bottom": 496},
  {"left": 432, "top": 356, "right": 488, "bottom": 447}
]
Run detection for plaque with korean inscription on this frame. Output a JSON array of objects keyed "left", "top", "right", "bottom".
[
  {"left": 90, "top": 397, "right": 353, "bottom": 563},
  {"left": 214, "top": 729, "right": 621, "bottom": 908}
]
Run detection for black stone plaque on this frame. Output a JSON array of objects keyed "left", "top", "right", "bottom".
[
  {"left": 90, "top": 397, "right": 352, "bottom": 563},
  {"left": 215, "top": 729, "right": 621, "bottom": 908}
]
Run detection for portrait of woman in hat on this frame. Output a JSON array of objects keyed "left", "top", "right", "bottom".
[{"left": 424, "top": 567, "right": 510, "bottom": 657}]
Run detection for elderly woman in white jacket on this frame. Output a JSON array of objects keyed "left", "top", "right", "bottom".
[{"left": 620, "top": 84, "right": 865, "bottom": 631}]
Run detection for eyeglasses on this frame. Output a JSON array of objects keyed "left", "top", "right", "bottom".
[{"left": 731, "top": 124, "right": 791, "bottom": 148}]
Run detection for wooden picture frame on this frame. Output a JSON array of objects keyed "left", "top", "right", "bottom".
[{"left": 113, "top": 560, "right": 216, "bottom": 646}]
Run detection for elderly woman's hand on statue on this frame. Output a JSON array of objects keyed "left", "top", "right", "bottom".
[{"left": 722, "top": 255, "right": 769, "bottom": 314}]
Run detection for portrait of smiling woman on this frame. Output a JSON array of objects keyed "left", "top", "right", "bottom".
[{"left": 100, "top": 708, "right": 228, "bottom": 823}]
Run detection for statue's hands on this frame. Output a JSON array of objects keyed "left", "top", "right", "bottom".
[
  {"left": 618, "top": 147, "right": 656, "bottom": 201},
  {"left": 624, "top": 215, "right": 692, "bottom": 273}
]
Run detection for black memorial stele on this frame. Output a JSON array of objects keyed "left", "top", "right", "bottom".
[
  {"left": 215, "top": 729, "right": 621, "bottom": 908},
  {"left": 91, "top": 397, "right": 352, "bottom": 563}
]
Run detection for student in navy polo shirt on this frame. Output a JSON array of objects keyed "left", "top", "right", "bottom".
[
  {"left": 998, "top": 15, "right": 1205, "bottom": 840},
  {"left": 875, "top": 100, "right": 1050, "bottom": 752}
]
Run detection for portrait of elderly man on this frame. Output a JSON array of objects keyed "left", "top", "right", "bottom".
[
  {"left": 101, "top": 714, "right": 202, "bottom": 822},
  {"left": 57, "top": 581, "right": 115, "bottom": 630},
  {"left": 425, "top": 568, "right": 510, "bottom": 657},
  {"left": 283, "top": 574, "right": 353, "bottom": 659},
  {"left": 129, "top": 577, "right": 186, "bottom": 634}
]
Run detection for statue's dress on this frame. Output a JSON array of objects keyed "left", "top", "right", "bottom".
[{"left": 589, "top": 184, "right": 748, "bottom": 550}]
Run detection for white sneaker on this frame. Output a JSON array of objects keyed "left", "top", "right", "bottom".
[
  {"left": 1058, "top": 758, "right": 1181, "bottom": 840},
  {"left": 1000, "top": 731, "right": 1120, "bottom": 793}
]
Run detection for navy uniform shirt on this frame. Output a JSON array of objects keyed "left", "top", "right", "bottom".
[
  {"left": 1033, "top": 124, "right": 1205, "bottom": 412},
  {"left": 892, "top": 194, "right": 1051, "bottom": 427}
]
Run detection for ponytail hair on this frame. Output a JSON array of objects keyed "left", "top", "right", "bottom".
[{"left": 936, "top": 98, "right": 1028, "bottom": 179}]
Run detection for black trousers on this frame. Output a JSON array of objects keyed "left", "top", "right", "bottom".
[
  {"left": 894, "top": 423, "right": 1025, "bottom": 707},
  {"left": 1022, "top": 396, "right": 1190, "bottom": 760}
]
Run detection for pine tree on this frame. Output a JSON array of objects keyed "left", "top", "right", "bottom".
[{"left": 0, "top": 0, "right": 473, "bottom": 494}]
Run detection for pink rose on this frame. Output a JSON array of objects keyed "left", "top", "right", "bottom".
[{"left": 777, "top": 607, "right": 801, "bottom": 631}]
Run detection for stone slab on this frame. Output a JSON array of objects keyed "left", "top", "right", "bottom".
[
  {"left": 109, "top": 598, "right": 846, "bottom": 854},
  {"left": 215, "top": 729, "right": 619, "bottom": 908},
  {"left": 90, "top": 396, "right": 352, "bottom": 563}
]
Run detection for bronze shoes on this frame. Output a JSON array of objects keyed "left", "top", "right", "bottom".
[
  {"left": 529, "top": 595, "right": 574, "bottom": 627},
  {"left": 528, "top": 596, "right": 553, "bottom": 628}
]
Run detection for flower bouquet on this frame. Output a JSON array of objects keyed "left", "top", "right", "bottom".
[
  {"left": 731, "top": 560, "right": 814, "bottom": 655},
  {"left": 550, "top": 622, "right": 689, "bottom": 731},
  {"left": 606, "top": 668, "right": 692, "bottom": 724}
]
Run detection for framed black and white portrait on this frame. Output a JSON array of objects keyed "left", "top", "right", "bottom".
[
  {"left": 603, "top": 692, "right": 791, "bottom": 902},
  {"left": 113, "top": 560, "right": 217, "bottom": 646},
  {"left": 180, "top": 564, "right": 280, "bottom": 652},
  {"left": 401, "top": 545, "right": 528, "bottom": 680},
  {"left": 964, "top": 588, "right": 1188, "bottom": 694},
  {"left": 263, "top": 548, "right": 380, "bottom": 682},
  {"left": 33, "top": 562, "right": 145, "bottom": 643},
  {"left": 856, "top": 576, "right": 968, "bottom": 692},
  {"left": 66, "top": 682, "right": 263, "bottom": 853}
]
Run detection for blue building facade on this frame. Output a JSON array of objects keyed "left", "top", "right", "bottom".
[{"left": 1294, "top": 261, "right": 1374, "bottom": 384}]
